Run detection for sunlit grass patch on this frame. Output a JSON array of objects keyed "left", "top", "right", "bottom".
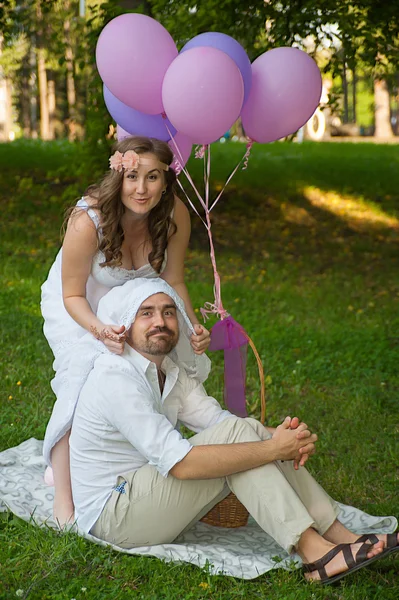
[{"left": 303, "top": 185, "right": 399, "bottom": 232}]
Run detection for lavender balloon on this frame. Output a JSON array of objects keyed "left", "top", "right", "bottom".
[
  {"left": 116, "top": 124, "right": 130, "bottom": 141},
  {"left": 96, "top": 14, "right": 178, "bottom": 114},
  {"left": 162, "top": 47, "right": 244, "bottom": 145},
  {"left": 181, "top": 32, "right": 252, "bottom": 103},
  {"left": 104, "top": 86, "right": 176, "bottom": 142},
  {"left": 241, "top": 47, "right": 322, "bottom": 143}
]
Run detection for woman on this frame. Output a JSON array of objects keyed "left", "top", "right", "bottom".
[{"left": 41, "top": 136, "right": 210, "bottom": 526}]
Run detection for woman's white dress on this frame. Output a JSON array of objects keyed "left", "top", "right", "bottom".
[{"left": 41, "top": 198, "right": 168, "bottom": 462}]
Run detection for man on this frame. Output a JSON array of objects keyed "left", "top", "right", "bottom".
[{"left": 69, "top": 279, "right": 394, "bottom": 585}]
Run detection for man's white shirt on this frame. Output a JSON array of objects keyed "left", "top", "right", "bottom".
[{"left": 70, "top": 344, "right": 233, "bottom": 533}]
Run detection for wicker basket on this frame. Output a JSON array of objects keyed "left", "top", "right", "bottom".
[{"left": 200, "top": 493, "right": 249, "bottom": 528}]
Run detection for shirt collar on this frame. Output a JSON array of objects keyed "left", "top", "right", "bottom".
[
  {"left": 123, "top": 344, "right": 152, "bottom": 373},
  {"left": 123, "top": 344, "right": 178, "bottom": 376}
]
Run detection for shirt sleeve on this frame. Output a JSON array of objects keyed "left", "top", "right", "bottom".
[
  {"left": 97, "top": 365, "right": 192, "bottom": 477},
  {"left": 178, "top": 378, "right": 234, "bottom": 433}
]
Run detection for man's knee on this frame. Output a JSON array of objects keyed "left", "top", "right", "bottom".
[
  {"left": 244, "top": 417, "right": 272, "bottom": 441},
  {"left": 211, "top": 416, "right": 262, "bottom": 444}
]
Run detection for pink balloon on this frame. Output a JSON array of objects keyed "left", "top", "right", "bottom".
[
  {"left": 168, "top": 132, "right": 193, "bottom": 173},
  {"left": 96, "top": 14, "right": 178, "bottom": 115},
  {"left": 162, "top": 47, "right": 244, "bottom": 145},
  {"left": 241, "top": 48, "right": 322, "bottom": 143}
]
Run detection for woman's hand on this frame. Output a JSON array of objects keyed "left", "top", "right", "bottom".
[
  {"left": 90, "top": 324, "right": 126, "bottom": 355},
  {"left": 190, "top": 324, "right": 211, "bottom": 355}
]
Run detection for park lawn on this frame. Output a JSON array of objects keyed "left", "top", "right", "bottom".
[{"left": 0, "top": 139, "right": 398, "bottom": 599}]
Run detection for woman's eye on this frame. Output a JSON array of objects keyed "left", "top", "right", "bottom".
[{"left": 148, "top": 175, "right": 158, "bottom": 181}]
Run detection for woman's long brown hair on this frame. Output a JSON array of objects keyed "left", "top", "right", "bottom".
[{"left": 68, "top": 136, "right": 178, "bottom": 273}]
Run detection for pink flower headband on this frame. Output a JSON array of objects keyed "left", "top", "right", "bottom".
[{"left": 109, "top": 150, "right": 169, "bottom": 173}]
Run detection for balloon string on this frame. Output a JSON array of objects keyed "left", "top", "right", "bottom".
[
  {"left": 162, "top": 116, "right": 253, "bottom": 321},
  {"left": 175, "top": 179, "right": 207, "bottom": 228},
  {"left": 242, "top": 139, "right": 253, "bottom": 170},
  {"left": 209, "top": 138, "right": 253, "bottom": 212},
  {"left": 195, "top": 145, "right": 206, "bottom": 159},
  {"left": 164, "top": 121, "right": 208, "bottom": 228},
  {"left": 203, "top": 143, "right": 227, "bottom": 320}
]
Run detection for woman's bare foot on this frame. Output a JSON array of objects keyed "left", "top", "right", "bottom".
[
  {"left": 303, "top": 542, "right": 384, "bottom": 582},
  {"left": 53, "top": 497, "right": 75, "bottom": 528}
]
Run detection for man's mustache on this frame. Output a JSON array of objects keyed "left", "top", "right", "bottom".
[{"left": 146, "top": 327, "right": 175, "bottom": 338}]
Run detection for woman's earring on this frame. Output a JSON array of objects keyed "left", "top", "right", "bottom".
[{"left": 162, "top": 190, "right": 166, "bottom": 195}]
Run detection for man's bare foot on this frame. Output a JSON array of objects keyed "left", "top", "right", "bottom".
[
  {"left": 53, "top": 498, "right": 75, "bottom": 528},
  {"left": 304, "top": 541, "right": 384, "bottom": 582},
  {"left": 361, "top": 533, "right": 399, "bottom": 549},
  {"left": 296, "top": 526, "right": 384, "bottom": 583},
  {"left": 323, "top": 519, "right": 399, "bottom": 549}
]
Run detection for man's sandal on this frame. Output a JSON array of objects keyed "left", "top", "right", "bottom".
[
  {"left": 303, "top": 541, "right": 383, "bottom": 585},
  {"left": 355, "top": 533, "right": 399, "bottom": 559}
]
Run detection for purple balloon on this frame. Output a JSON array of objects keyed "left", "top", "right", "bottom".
[
  {"left": 96, "top": 14, "right": 178, "bottom": 114},
  {"left": 162, "top": 47, "right": 244, "bottom": 145},
  {"left": 116, "top": 124, "right": 130, "bottom": 141},
  {"left": 181, "top": 32, "right": 252, "bottom": 103},
  {"left": 241, "top": 47, "right": 322, "bottom": 143},
  {"left": 104, "top": 86, "right": 176, "bottom": 142}
]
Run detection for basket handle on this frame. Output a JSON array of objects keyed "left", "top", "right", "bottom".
[{"left": 239, "top": 328, "right": 266, "bottom": 424}]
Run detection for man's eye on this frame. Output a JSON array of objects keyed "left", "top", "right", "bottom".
[
  {"left": 142, "top": 311, "right": 151, "bottom": 316},
  {"left": 164, "top": 311, "right": 174, "bottom": 316}
]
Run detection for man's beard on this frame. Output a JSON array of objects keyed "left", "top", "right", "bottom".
[{"left": 135, "top": 327, "right": 179, "bottom": 356}]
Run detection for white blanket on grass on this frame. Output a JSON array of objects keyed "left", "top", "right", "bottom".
[{"left": 0, "top": 438, "right": 397, "bottom": 580}]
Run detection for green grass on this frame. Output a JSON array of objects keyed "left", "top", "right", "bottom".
[{"left": 1, "top": 139, "right": 398, "bottom": 599}]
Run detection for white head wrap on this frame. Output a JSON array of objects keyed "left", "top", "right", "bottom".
[{"left": 43, "top": 278, "right": 210, "bottom": 465}]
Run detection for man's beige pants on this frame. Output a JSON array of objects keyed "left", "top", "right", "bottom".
[{"left": 91, "top": 417, "right": 339, "bottom": 552}]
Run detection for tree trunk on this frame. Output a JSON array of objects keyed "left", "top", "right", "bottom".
[
  {"left": 0, "top": 34, "right": 5, "bottom": 141},
  {"left": 342, "top": 61, "right": 349, "bottom": 124},
  {"left": 37, "top": 48, "right": 50, "bottom": 139},
  {"left": 48, "top": 75, "right": 56, "bottom": 139},
  {"left": 4, "top": 78, "right": 13, "bottom": 140},
  {"left": 36, "top": 1, "right": 50, "bottom": 140},
  {"left": 21, "top": 51, "right": 32, "bottom": 137},
  {"left": 374, "top": 78, "right": 393, "bottom": 138},
  {"left": 352, "top": 67, "right": 357, "bottom": 123},
  {"left": 29, "top": 39, "right": 38, "bottom": 138},
  {"left": 64, "top": 8, "right": 78, "bottom": 141}
]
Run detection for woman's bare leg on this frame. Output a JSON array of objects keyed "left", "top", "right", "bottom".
[
  {"left": 296, "top": 526, "right": 384, "bottom": 582},
  {"left": 51, "top": 431, "right": 74, "bottom": 527}
]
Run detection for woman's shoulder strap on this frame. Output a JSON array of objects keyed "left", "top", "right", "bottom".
[{"left": 76, "top": 197, "right": 100, "bottom": 230}]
